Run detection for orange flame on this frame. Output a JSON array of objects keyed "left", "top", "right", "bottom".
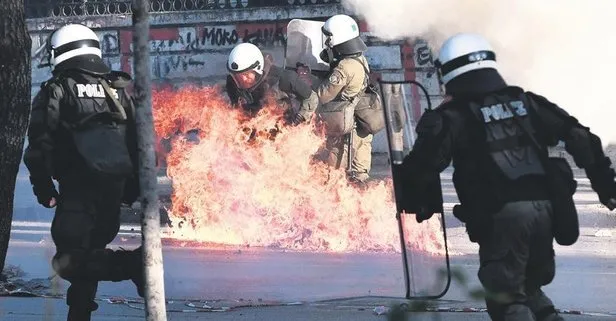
[{"left": 153, "top": 85, "right": 446, "bottom": 254}]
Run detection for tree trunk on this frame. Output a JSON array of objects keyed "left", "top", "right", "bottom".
[
  {"left": 0, "top": 0, "right": 33, "bottom": 274},
  {"left": 132, "top": 0, "right": 168, "bottom": 319}
]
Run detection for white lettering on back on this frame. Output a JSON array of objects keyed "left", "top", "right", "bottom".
[
  {"left": 75, "top": 83, "right": 119, "bottom": 99},
  {"left": 480, "top": 100, "right": 527, "bottom": 123}
]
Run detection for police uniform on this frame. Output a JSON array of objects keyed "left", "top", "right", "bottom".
[
  {"left": 403, "top": 68, "right": 616, "bottom": 321},
  {"left": 315, "top": 55, "right": 373, "bottom": 181},
  {"left": 225, "top": 54, "right": 318, "bottom": 119},
  {"left": 24, "top": 25, "right": 143, "bottom": 321}
]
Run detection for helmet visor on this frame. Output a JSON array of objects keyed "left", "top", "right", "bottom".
[{"left": 231, "top": 69, "right": 260, "bottom": 89}]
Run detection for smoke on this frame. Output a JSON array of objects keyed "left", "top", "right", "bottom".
[{"left": 342, "top": 0, "right": 616, "bottom": 146}]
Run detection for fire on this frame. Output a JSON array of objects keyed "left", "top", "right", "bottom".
[{"left": 152, "top": 85, "right": 446, "bottom": 254}]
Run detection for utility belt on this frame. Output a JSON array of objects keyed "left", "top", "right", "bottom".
[{"left": 452, "top": 176, "right": 551, "bottom": 243}]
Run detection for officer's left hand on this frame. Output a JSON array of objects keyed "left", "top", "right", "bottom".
[
  {"left": 291, "top": 113, "right": 306, "bottom": 125},
  {"left": 30, "top": 176, "right": 59, "bottom": 208},
  {"left": 48, "top": 197, "right": 57, "bottom": 208}
]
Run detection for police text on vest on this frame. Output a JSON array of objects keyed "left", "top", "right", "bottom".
[
  {"left": 76, "top": 84, "right": 119, "bottom": 99},
  {"left": 480, "top": 101, "right": 527, "bottom": 123}
]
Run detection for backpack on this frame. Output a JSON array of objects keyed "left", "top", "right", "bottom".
[{"left": 351, "top": 57, "right": 386, "bottom": 134}]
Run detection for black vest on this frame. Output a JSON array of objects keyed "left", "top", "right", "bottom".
[{"left": 448, "top": 87, "right": 549, "bottom": 211}]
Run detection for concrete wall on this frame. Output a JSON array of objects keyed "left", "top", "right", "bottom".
[{"left": 27, "top": 4, "right": 443, "bottom": 153}]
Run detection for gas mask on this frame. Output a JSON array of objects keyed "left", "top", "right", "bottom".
[{"left": 319, "top": 27, "right": 336, "bottom": 64}]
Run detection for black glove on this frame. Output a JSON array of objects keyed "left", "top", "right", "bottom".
[
  {"left": 586, "top": 162, "right": 616, "bottom": 210},
  {"left": 282, "top": 109, "right": 306, "bottom": 126},
  {"left": 30, "top": 176, "right": 58, "bottom": 208},
  {"left": 598, "top": 187, "right": 616, "bottom": 211},
  {"left": 291, "top": 113, "right": 306, "bottom": 125}
]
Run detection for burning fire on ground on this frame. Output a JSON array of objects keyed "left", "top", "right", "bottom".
[{"left": 153, "top": 85, "right": 446, "bottom": 255}]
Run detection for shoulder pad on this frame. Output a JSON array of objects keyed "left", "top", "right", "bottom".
[
  {"left": 40, "top": 79, "right": 64, "bottom": 100},
  {"left": 336, "top": 58, "right": 356, "bottom": 70},
  {"left": 505, "top": 85, "right": 525, "bottom": 94},
  {"left": 39, "top": 74, "right": 59, "bottom": 89},
  {"left": 107, "top": 71, "right": 133, "bottom": 88},
  {"left": 415, "top": 109, "right": 444, "bottom": 136},
  {"left": 525, "top": 90, "right": 567, "bottom": 114},
  {"left": 432, "top": 96, "right": 460, "bottom": 113},
  {"left": 525, "top": 90, "right": 581, "bottom": 129}
]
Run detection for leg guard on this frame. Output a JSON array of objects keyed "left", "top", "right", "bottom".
[{"left": 52, "top": 247, "right": 144, "bottom": 297}]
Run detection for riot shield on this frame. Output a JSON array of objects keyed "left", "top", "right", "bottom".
[
  {"left": 379, "top": 79, "right": 451, "bottom": 299},
  {"left": 284, "top": 19, "right": 330, "bottom": 72}
]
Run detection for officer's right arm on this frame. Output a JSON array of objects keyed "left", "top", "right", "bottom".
[
  {"left": 398, "top": 107, "right": 455, "bottom": 222},
  {"left": 403, "top": 109, "right": 454, "bottom": 175},
  {"left": 528, "top": 91, "right": 616, "bottom": 208},
  {"left": 23, "top": 84, "right": 61, "bottom": 207},
  {"left": 316, "top": 66, "right": 346, "bottom": 105}
]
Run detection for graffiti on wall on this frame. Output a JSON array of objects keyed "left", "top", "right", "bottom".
[
  {"left": 29, "top": 22, "right": 289, "bottom": 85},
  {"left": 144, "top": 23, "right": 287, "bottom": 53},
  {"left": 116, "top": 23, "right": 288, "bottom": 77}
]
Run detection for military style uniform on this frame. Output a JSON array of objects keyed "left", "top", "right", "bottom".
[
  {"left": 403, "top": 77, "right": 616, "bottom": 321},
  {"left": 24, "top": 65, "right": 144, "bottom": 320},
  {"left": 312, "top": 54, "right": 373, "bottom": 181}
]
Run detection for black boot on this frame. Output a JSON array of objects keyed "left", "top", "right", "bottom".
[
  {"left": 67, "top": 307, "right": 93, "bottom": 321},
  {"left": 114, "top": 246, "right": 145, "bottom": 297},
  {"left": 66, "top": 281, "right": 98, "bottom": 321},
  {"left": 53, "top": 247, "right": 145, "bottom": 298},
  {"left": 347, "top": 172, "right": 368, "bottom": 190}
]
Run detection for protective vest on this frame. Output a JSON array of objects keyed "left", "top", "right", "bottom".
[
  {"left": 446, "top": 88, "right": 549, "bottom": 217},
  {"left": 467, "top": 92, "right": 545, "bottom": 181},
  {"left": 317, "top": 56, "right": 368, "bottom": 136},
  {"left": 50, "top": 70, "right": 135, "bottom": 178}
]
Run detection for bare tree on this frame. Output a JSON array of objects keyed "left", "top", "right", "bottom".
[
  {"left": 0, "top": 0, "right": 33, "bottom": 275},
  {"left": 132, "top": 0, "right": 168, "bottom": 319}
]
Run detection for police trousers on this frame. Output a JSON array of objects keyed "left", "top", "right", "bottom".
[
  {"left": 323, "top": 125, "right": 373, "bottom": 181},
  {"left": 478, "top": 200, "right": 562, "bottom": 321},
  {"left": 51, "top": 172, "right": 141, "bottom": 318}
]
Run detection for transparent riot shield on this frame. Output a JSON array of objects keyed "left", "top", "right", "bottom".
[
  {"left": 379, "top": 79, "right": 451, "bottom": 299},
  {"left": 284, "top": 19, "right": 330, "bottom": 72}
]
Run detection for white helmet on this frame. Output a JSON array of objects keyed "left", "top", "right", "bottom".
[
  {"left": 322, "top": 14, "right": 360, "bottom": 48},
  {"left": 435, "top": 33, "right": 498, "bottom": 85},
  {"left": 47, "top": 24, "right": 102, "bottom": 70},
  {"left": 227, "top": 43, "right": 265, "bottom": 90}
]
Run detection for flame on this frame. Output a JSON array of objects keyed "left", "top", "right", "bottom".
[{"left": 152, "top": 85, "right": 446, "bottom": 254}]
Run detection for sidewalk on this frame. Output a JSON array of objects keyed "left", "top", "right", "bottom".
[{"left": 2, "top": 296, "right": 615, "bottom": 321}]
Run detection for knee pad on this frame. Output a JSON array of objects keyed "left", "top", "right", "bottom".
[
  {"left": 478, "top": 252, "right": 524, "bottom": 295},
  {"left": 52, "top": 251, "right": 87, "bottom": 281}
]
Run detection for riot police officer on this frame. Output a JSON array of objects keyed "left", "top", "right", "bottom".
[
  {"left": 304, "top": 14, "right": 374, "bottom": 183},
  {"left": 401, "top": 33, "right": 616, "bottom": 321},
  {"left": 225, "top": 42, "right": 318, "bottom": 122},
  {"left": 24, "top": 24, "right": 144, "bottom": 321}
]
